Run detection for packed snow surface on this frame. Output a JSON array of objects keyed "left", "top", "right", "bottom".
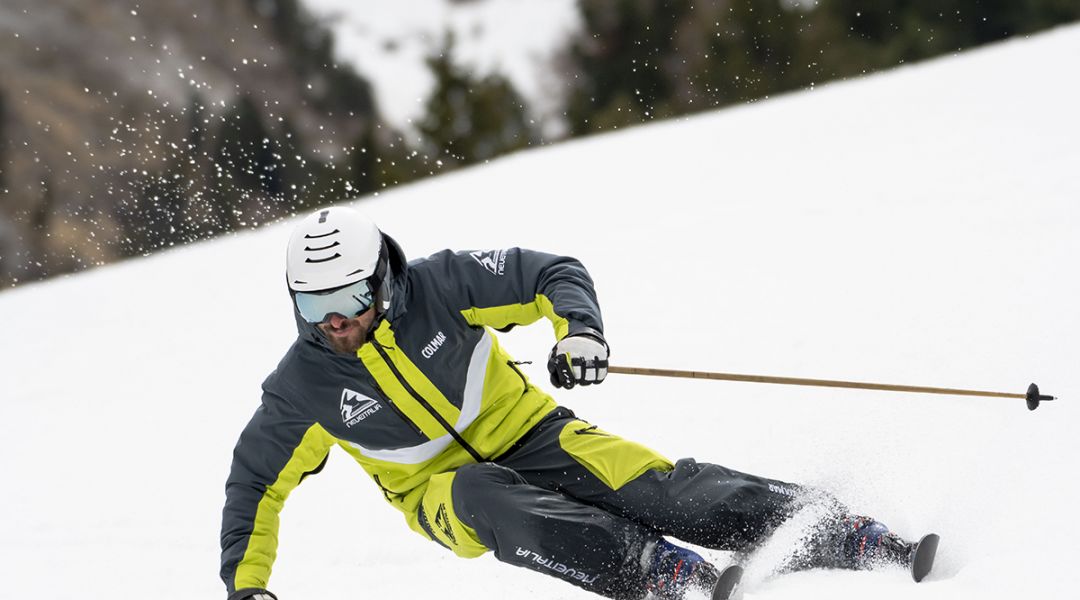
[{"left": 3, "top": 23, "right": 1079, "bottom": 600}]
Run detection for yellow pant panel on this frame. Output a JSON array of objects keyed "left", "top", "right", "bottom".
[
  {"left": 413, "top": 471, "right": 488, "bottom": 558},
  {"left": 557, "top": 420, "right": 674, "bottom": 491}
]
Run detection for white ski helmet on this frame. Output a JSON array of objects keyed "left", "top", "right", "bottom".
[
  {"left": 286, "top": 206, "right": 384, "bottom": 291},
  {"left": 286, "top": 206, "right": 392, "bottom": 320}
]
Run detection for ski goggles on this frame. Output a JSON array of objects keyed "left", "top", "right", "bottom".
[{"left": 293, "top": 278, "right": 378, "bottom": 324}]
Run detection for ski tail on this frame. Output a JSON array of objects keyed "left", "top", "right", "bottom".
[
  {"left": 911, "top": 533, "right": 940, "bottom": 583},
  {"left": 710, "top": 564, "right": 744, "bottom": 600}
]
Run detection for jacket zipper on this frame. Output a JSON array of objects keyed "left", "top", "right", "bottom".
[
  {"left": 372, "top": 342, "right": 486, "bottom": 463},
  {"left": 371, "top": 379, "right": 424, "bottom": 437}
]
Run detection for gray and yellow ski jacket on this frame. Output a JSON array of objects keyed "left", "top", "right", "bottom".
[{"left": 220, "top": 236, "right": 604, "bottom": 594}]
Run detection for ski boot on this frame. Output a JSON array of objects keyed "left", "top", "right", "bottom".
[
  {"left": 644, "top": 539, "right": 720, "bottom": 600},
  {"left": 784, "top": 514, "right": 915, "bottom": 573},
  {"left": 782, "top": 513, "right": 940, "bottom": 582},
  {"left": 839, "top": 516, "right": 916, "bottom": 569}
]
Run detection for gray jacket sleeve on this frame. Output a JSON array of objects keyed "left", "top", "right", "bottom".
[
  {"left": 220, "top": 382, "right": 334, "bottom": 594},
  {"left": 419, "top": 248, "right": 604, "bottom": 339}
]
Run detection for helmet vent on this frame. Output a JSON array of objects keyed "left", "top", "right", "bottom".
[
  {"left": 304, "top": 229, "right": 340, "bottom": 240},
  {"left": 305, "top": 253, "right": 342, "bottom": 264},
  {"left": 304, "top": 241, "right": 340, "bottom": 252}
]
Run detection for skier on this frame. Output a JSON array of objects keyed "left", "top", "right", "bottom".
[{"left": 220, "top": 206, "right": 923, "bottom": 600}]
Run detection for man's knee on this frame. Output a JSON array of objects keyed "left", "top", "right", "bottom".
[
  {"left": 455, "top": 461, "right": 524, "bottom": 487},
  {"left": 605, "top": 458, "right": 808, "bottom": 549},
  {"left": 451, "top": 463, "right": 526, "bottom": 523},
  {"left": 454, "top": 461, "right": 524, "bottom": 500}
]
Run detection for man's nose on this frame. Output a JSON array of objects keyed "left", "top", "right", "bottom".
[{"left": 327, "top": 313, "right": 348, "bottom": 329}]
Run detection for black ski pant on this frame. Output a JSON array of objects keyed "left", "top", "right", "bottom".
[{"left": 445, "top": 408, "right": 804, "bottom": 600}]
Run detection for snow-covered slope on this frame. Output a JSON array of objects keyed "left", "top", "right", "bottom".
[{"left": 2, "top": 23, "right": 1079, "bottom": 600}]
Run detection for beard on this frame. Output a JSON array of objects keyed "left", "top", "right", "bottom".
[
  {"left": 325, "top": 330, "right": 366, "bottom": 355},
  {"left": 319, "top": 313, "right": 376, "bottom": 355}
]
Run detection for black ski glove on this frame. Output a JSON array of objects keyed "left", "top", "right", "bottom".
[
  {"left": 548, "top": 330, "right": 609, "bottom": 389},
  {"left": 228, "top": 589, "right": 278, "bottom": 600}
]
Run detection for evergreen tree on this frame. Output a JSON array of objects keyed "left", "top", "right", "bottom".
[
  {"left": 174, "top": 93, "right": 209, "bottom": 243},
  {"left": 27, "top": 176, "right": 55, "bottom": 279},
  {"left": 702, "top": 0, "right": 808, "bottom": 103},
  {"left": 373, "top": 127, "right": 440, "bottom": 189},
  {"left": 563, "top": 0, "right": 694, "bottom": 134},
  {"left": 418, "top": 33, "right": 537, "bottom": 167},
  {"left": 226, "top": 96, "right": 277, "bottom": 196},
  {"left": 33, "top": 176, "right": 53, "bottom": 235},
  {"left": 208, "top": 96, "right": 278, "bottom": 231},
  {"left": 117, "top": 169, "right": 187, "bottom": 256},
  {"left": 561, "top": 0, "right": 1080, "bottom": 133},
  {"left": 272, "top": 116, "right": 311, "bottom": 209},
  {"left": 247, "top": 0, "right": 376, "bottom": 117},
  {"left": 184, "top": 92, "right": 207, "bottom": 159},
  {"left": 346, "top": 121, "right": 379, "bottom": 198}
]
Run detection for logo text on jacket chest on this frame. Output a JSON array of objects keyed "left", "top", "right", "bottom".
[
  {"left": 341, "top": 388, "right": 381, "bottom": 428},
  {"left": 421, "top": 331, "right": 448, "bottom": 359},
  {"left": 470, "top": 249, "right": 507, "bottom": 275}
]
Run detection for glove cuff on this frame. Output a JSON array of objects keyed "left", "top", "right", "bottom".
[{"left": 566, "top": 327, "right": 608, "bottom": 352}]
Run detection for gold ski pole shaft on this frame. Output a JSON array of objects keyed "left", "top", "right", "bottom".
[{"left": 606, "top": 365, "right": 1056, "bottom": 410}]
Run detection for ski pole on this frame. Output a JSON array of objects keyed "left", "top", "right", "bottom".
[{"left": 606, "top": 365, "right": 1056, "bottom": 411}]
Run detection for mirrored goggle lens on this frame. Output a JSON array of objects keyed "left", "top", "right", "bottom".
[{"left": 294, "top": 279, "right": 375, "bottom": 323}]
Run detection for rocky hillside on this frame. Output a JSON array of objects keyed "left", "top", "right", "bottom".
[{"left": 0, "top": 0, "right": 379, "bottom": 286}]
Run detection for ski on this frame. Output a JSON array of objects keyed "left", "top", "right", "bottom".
[
  {"left": 710, "top": 564, "right": 744, "bottom": 600},
  {"left": 708, "top": 531, "right": 938, "bottom": 598},
  {"left": 910, "top": 533, "right": 940, "bottom": 583}
]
